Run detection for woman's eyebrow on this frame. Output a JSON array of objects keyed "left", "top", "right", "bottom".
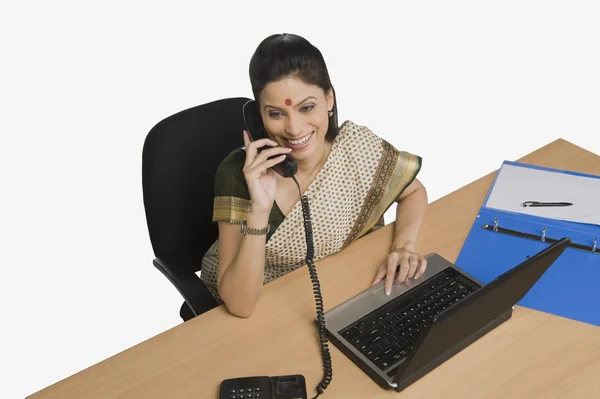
[{"left": 265, "top": 96, "right": 317, "bottom": 110}]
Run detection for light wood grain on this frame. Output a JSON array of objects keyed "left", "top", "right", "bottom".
[{"left": 28, "top": 139, "right": 600, "bottom": 399}]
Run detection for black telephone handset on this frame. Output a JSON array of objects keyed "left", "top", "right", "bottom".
[
  {"left": 242, "top": 100, "right": 298, "bottom": 178},
  {"left": 220, "top": 375, "right": 308, "bottom": 399},
  {"left": 219, "top": 101, "right": 332, "bottom": 399}
]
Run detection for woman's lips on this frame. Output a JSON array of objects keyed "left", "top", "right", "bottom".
[{"left": 283, "top": 132, "right": 314, "bottom": 150}]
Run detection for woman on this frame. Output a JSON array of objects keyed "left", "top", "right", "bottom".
[{"left": 201, "top": 33, "right": 429, "bottom": 318}]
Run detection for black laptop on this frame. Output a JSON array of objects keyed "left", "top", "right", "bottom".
[{"left": 324, "top": 238, "right": 570, "bottom": 391}]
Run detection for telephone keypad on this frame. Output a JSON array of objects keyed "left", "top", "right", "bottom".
[
  {"left": 221, "top": 377, "right": 270, "bottom": 399},
  {"left": 228, "top": 387, "right": 262, "bottom": 398}
]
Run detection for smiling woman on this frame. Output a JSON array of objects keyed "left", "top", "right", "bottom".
[
  {"left": 260, "top": 78, "right": 333, "bottom": 166},
  {"left": 200, "top": 33, "right": 429, "bottom": 319}
]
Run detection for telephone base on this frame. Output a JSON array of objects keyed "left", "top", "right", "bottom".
[{"left": 220, "top": 374, "right": 307, "bottom": 399}]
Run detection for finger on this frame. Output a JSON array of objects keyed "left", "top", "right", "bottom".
[
  {"left": 395, "top": 255, "right": 410, "bottom": 283},
  {"left": 405, "top": 255, "right": 419, "bottom": 280},
  {"left": 242, "top": 131, "right": 253, "bottom": 169},
  {"left": 243, "top": 138, "right": 279, "bottom": 167},
  {"left": 245, "top": 154, "right": 288, "bottom": 180},
  {"left": 261, "top": 154, "right": 288, "bottom": 170},
  {"left": 243, "top": 133, "right": 256, "bottom": 168},
  {"left": 249, "top": 146, "right": 292, "bottom": 168},
  {"left": 242, "top": 130, "right": 249, "bottom": 147},
  {"left": 385, "top": 257, "right": 398, "bottom": 295},
  {"left": 249, "top": 137, "right": 279, "bottom": 149},
  {"left": 414, "top": 257, "right": 428, "bottom": 279},
  {"left": 371, "top": 264, "right": 387, "bottom": 286},
  {"left": 377, "top": 251, "right": 399, "bottom": 286}
]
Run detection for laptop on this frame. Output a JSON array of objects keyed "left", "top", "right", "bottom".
[{"left": 324, "top": 238, "right": 570, "bottom": 391}]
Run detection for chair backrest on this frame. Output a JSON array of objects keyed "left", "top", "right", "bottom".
[{"left": 142, "top": 97, "right": 251, "bottom": 272}]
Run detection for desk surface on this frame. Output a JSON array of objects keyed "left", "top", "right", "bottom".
[{"left": 29, "top": 139, "right": 600, "bottom": 399}]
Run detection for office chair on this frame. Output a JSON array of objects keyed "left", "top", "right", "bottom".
[{"left": 142, "top": 97, "right": 251, "bottom": 322}]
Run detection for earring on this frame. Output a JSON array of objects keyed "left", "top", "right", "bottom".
[{"left": 328, "top": 110, "right": 333, "bottom": 117}]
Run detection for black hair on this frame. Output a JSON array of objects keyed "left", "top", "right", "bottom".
[{"left": 249, "top": 33, "right": 339, "bottom": 142}]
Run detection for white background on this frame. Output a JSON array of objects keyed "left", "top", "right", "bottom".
[{"left": 2, "top": 1, "right": 599, "bottom": 398}]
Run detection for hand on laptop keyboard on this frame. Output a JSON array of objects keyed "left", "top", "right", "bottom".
[{"left": 372, "top": 247, "right": 428, "bottom": 295}]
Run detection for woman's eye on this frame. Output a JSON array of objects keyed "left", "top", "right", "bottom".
[
  {"left": 300, "top": 104, "right": 315, "bottom": 112},
  {"left": 268, "top": 111, "right": 283, "bottom": 118}
]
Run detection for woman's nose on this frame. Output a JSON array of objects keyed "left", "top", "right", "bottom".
[{"left": 285, "top": 113, "right": 304, "bottom": 136}]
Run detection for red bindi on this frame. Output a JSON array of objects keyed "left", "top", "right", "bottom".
[{"left": 285, "top": 98, "right": 292, "bottom": 106}]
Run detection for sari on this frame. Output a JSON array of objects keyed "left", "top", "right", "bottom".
[{"left": 200, "top": 120, "right": 422, "bottom": 305}]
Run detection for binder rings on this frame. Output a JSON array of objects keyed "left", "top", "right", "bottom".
[{"left": 455, "top": 161, "right": 600, "bottom": 326}]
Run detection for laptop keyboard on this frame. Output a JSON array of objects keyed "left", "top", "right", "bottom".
[{"left": 338, "top": 268, "right": 481, "bottom": 372}]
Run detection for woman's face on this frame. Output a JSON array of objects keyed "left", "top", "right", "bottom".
[{"left": 259, "top": 75, "right": 334, "bottom": 163}]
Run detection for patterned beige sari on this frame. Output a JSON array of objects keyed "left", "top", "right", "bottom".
[{"left": 200, "top": 120, "right": 421, "bottom": 305}]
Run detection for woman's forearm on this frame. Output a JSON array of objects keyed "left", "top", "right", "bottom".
[
  {"left": 391, "top": 184, "right": 428, "bottom": 252},
  {"left": 218, "top": 211, "right": 270, "bottom": 317}
]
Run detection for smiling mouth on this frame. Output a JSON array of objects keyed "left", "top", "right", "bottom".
[{"left": 285, "top": 132, "right": 313, "bottom": 145}]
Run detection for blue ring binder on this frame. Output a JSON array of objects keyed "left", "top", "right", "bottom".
[{"left": 456, "top": 161, "right": 600, "bottom": 327}]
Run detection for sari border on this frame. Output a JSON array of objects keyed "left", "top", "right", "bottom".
[
  {"left": 212, "top": 195, "right": 251, "bottom": 224},
  {"left": 343, "top": 142, "right": 422, "bottom": 246}
]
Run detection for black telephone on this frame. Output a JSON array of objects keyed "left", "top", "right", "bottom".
[
  {"left": 218, "top": 101, "right": 332, "bottom": 399},
  {"left": 220, "top": 375, "right": 307, "bottom": 399},
  {"left": 242, "top": 100, "right": 298, "bottom": 178}
]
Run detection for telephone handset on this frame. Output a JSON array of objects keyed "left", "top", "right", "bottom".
[
  {"left": 242, "top": 100, "right": 298, "bottom": 178},
  {"left": 220, "top": 375, "right": 308, "bottom": 399},
  {"left": 219, "top": 101, "right": 333, "bottom": 398}
]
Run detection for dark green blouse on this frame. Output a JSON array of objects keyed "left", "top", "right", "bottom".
[{"left": 211, "top": 148, "right": 285, "bottom": 241}]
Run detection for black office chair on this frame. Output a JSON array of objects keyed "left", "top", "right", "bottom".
[{"left": 142, "top": 97, "right": 251, "bottom": 322}]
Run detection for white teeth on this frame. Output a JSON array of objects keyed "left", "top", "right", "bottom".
[{"left": 288, "top": 133, "right": 312, "bottom": 145}]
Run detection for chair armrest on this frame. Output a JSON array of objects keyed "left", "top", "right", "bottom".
[{"left": 153, "top": 254, "right": 219, "bottom": 317}]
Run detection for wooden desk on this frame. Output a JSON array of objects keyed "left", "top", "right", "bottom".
[{"left": 29, "top": 139, "right": 600, "bottom": 398}]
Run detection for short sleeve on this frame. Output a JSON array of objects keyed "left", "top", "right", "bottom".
[{"left": 212, "top": 148, "right": 251, "bottom": 224}]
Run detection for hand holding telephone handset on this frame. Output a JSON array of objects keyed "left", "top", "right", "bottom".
[
  {"left": 219, "top": 100, "right": 332, "bottom": 399},
  {"left": 242, "top": 99, "right": 298, "bottom": 179},
  {"left": 241, "top": 100, "right": 297, "bottom": 215}
]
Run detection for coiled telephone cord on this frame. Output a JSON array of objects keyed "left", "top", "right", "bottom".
[{"left": 292, "top": 176, "right": 333, "bottom": 399}]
